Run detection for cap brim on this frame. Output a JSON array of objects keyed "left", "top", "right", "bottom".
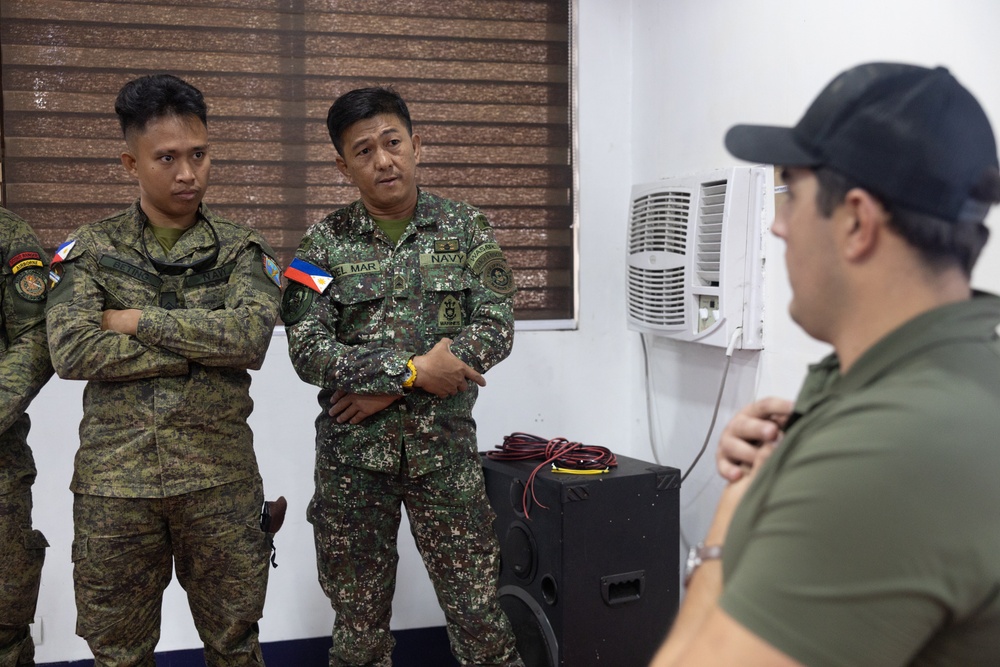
[{"left": 724, "top": 124, "right": 821, "bottom": 167}]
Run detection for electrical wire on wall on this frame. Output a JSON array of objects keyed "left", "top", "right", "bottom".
[
  {"left": 642, "top": 328, "right": 743, "bottom": 549},
  {"left": 640, "top": 332, "right": 665, "bottom": 466},
  {"left": 643, "top": 327, "right": 742, "bottom": 480}
]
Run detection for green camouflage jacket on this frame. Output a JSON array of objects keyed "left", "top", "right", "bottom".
[
  {"left": 45, "top": 202, "right": 280, "bottom": 498},
  {"left": 0, "top": 208, "right": 53, "bottom": 494},
  {"left": 284, "top": 190, "right": 515, "bottom": 476}
]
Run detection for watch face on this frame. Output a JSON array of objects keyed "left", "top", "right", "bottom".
[
  {"left": 684, "top": 542, "right": 723, "bottom": 587},
  {"left": 685, "top": 545, "right": 701, "bottom": 577}
]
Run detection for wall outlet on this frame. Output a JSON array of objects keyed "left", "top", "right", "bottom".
[{"left": 697, "top": 294, "right": 720, "bottom": 332}]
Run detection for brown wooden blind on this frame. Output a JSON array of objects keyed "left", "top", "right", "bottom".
[{"left": 0, "top": 0, "right": 573, "bottom": 320}]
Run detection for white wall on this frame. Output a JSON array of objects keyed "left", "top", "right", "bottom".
[
  {"left": 25, "top": 0, "right": 1000, "bottom": 661},
  {"left": 629, "top": 0, "right": 1000, "bottom": 557}
]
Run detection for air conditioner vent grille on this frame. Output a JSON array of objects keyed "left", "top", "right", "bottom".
[
  {"left": 696, "top": 179, "right": 727, "bottom": 287},
  {"left": 629, "top": 191, "right": 691, "bottom": 255},
  {"left": 626, "top": 266, "right": 686, "bottom": 328}
]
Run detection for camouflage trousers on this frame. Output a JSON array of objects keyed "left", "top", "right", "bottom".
[
  {"left": 307, "top": 449, "right": 522, "bottom": 667},
  {"left": 72, "top": 477, "right": 271, "bottom": 667},
  {"left": 0, "top": 479, "right": 47, "bottom": 667}
]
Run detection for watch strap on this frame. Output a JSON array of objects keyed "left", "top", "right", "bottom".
[{"left": 684, "top": 542, "right": 723, "bottom": 587}]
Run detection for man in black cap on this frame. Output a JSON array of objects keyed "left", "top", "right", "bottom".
[{"left": 652, "top": 63, "right": 1000, "bottom": 666}]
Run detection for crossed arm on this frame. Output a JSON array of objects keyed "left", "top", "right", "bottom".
[
  {"left": 327, "top": 337, "right": 485, "bottom": 424},
  {"left": 101, "top": 308, "right": 140, "bottom": 335}
]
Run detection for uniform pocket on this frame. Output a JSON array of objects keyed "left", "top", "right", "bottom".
[
  {"left": 420, "top": 267, "right": 468, "bottom": 335},
  {"left": 22, "top": 527, "right": 49, "bottom": 550},
  {"left": 71, "top": 534, "right": 88, "bottom": 562},
  {"left": 328, "top": 273, "right": 388, "bottom": 343},
  {"left": 330, "top": 272, "right": 388, "bottom": 305}
]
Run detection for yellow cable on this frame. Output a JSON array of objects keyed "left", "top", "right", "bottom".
[{"left": 550, "top": 465, "right": 610, "bottom": 475}]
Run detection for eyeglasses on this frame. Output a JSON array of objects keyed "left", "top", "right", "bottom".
[{"left": 140, "top": 217, "right": 220, "bottom": 276}]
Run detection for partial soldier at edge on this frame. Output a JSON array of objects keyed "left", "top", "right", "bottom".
[{"left": 0, "top": 206, "right": 54, "bottom": 667}]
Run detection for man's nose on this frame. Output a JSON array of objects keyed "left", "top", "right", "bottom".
[
  {"left": 770, "top": 215, "right": 787, "bottom": 239},
  {"left": 373, "top": 147, "right": 391, "bottom": 169},
  {"left": 176, "top": 159, "right": 195, "bottom": 181}
]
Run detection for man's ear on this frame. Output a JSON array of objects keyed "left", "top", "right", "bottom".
[
  {"left": 842, "top": 188, "right": 888, "bottom": 261},
  {"left": 335, "top": 155, "right": 352, "bottom": 181},
  {"left": 411, "top": 133, "right": 421, "bottom": 164},
  {"left": 120, "top": 150, "right": 137, "bottom": 178}
]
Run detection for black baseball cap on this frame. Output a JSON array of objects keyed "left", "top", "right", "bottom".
[{"left": 725, "top": 63, "right": 999, "bottom": 223}]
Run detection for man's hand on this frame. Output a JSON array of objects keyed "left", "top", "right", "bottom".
[
  {"left": 412, "top": 338, "right": 486, "bottom": 398},
  {"left": 101, "top": 309, "right": 142, "bottom": 336},
  {"left": 328, "top": 390, "right": 401, "bottom": 424},
  {"left": 716, "top": 397, "right": 793, "bottom": 482}
]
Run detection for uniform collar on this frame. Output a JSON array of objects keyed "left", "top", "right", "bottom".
[
  {"left": 122, "top": 201, "right": 219, "bottom": 267},
  {"left": 346, "top": 188, "right": 437, "bottom": 237}
]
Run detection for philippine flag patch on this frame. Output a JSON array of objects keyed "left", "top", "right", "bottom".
[
  {"left": 284, "top": 258, "right": 333, "bottom": 293},
  {"left": 51, "top": 239, "right": 77, "bottom": 264}
]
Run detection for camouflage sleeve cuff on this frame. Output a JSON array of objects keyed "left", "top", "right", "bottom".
[
  {"left": 327, "top": 349, "right": 413, "bottom": 394},
  {"left": 135, "top": 308, "right": 164, "bottom": 347},
  {"left": 390, "top": 350, "right": 413, "bottom": 391}
]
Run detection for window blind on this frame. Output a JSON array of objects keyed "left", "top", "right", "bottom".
[{"left": 0, "top": 0, "right": 574, "bottom": 320}]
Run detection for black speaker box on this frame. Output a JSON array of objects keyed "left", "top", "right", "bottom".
[{"left": 480, "top": 452, "right": 681, "bottom": 667}]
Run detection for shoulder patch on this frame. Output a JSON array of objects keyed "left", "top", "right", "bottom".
[
  {"left": 467, "top": 242, "right": 504, "bottom": 275},
  {"left": 47, "top": 263, "right": 64, "bottom": 291},
  {"left": 483, "top": 258, "right": 516, "bottom": 296},
  {"left": 9, "top": 250, "right": 43, "bottom": 274},
  {"left": 52, "top": 239, "right": 78, "bottom": 264},
  {"left": 285, "top": 257, "right": 333, "bottom": 293},
  {"left": 262, "top": 253, "right": 281, "bottom": 287},
  {"left": 14, "top": 267, "right": 47, "bottom": 302},
  {"left": 280, "top": 283, "right": 315, "bottom": 325}
]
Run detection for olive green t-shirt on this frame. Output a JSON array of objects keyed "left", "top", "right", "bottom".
[
  {"left": 375, "top": 217, "right": 411, "bottom": 247},
  {"left": 721, "top": 294, "right": 1000, "bottom": 666},
  {"left": 149, "top": 223, "right": 186, "bottom": 252}
]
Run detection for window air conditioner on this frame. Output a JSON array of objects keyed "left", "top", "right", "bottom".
[{"left": 626, "top": 165, "right": 771, "bottom": 350}]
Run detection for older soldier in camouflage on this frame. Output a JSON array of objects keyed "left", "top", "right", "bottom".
[
  {"left": 0, "top": 207, "right": 53, "bottom": 667},
  {"left": 45, "top": 74, "right": 280, "bottom": 667},
  {"left": 284, "top": 86, "right": 522, "bottom": 667}
]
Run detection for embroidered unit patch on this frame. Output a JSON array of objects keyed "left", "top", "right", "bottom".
[
  {"left": 48, "top": 263, "right": 64, "bottom": 291},
  {"left": 484, "top": 258, "right": 515, "bottom": 295},
  {"left": 280, "top": 283, "right": 315, "bottom": 325},
  {"left": 262, "top": 254, "right": 281, "bottom": 287},
  {"left": 15, "top": 268, "right": 46, "bottom": 301},
  {"left": 437, "top": 295, "right": 463, "bottom": 331}
]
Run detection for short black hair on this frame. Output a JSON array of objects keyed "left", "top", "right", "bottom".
[
  {"left": 814, "top": 166, "right": 996, "bottom": 276},
  {"left": 115, "top": 74, "right": 207, "bottom": 140},
  {"left": 326, "top": 86, "right": 413, "bottom": 157}
]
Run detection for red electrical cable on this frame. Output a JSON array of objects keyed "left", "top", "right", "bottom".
[{"left": 485, "top": 432, "right": 617, "bottom": 519}]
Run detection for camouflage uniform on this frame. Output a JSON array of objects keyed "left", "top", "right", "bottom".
[
  {"left": 45, "top": 202, "right": 280, "bottom": 667},
  {"left": 0, "top": 208, "right": 53, "bottom": 667},
  {"left": 284, "top": 190, "right": 521, "bottom": 666}
]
